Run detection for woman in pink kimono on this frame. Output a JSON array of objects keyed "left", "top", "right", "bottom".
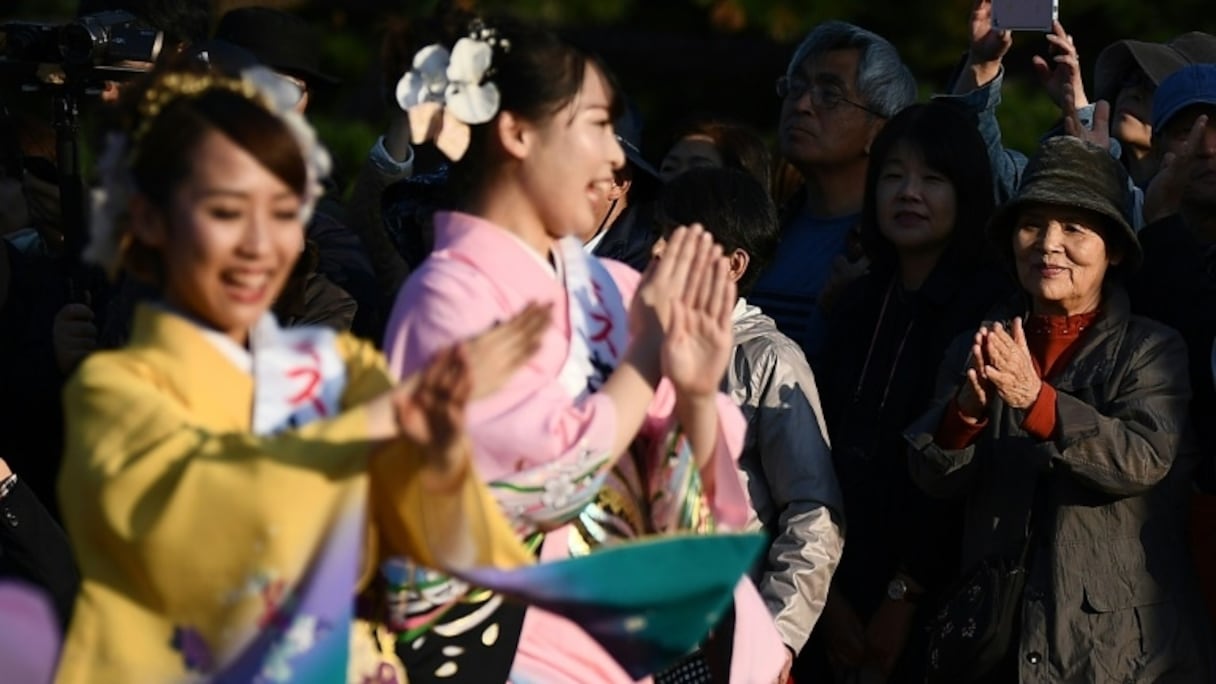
[{"left": 381, "top": 16, "right": 785, "bottom": 684}]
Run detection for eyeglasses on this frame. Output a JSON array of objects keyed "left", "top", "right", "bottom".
[{"left": 775, "top": 75, "right": 886, "bottom": 118}]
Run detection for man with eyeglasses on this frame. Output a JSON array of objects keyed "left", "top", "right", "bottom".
[{"left": 748, "top": 20, "right": 916, "bottom": 365}]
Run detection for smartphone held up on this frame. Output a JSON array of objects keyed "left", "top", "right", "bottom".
[{"left": 992, "top": 0, "right": 1059, "bottom": 32}]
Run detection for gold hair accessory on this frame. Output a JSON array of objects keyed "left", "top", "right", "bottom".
[
  {"left": 85, "top": 66, "right": 332, "bottom": 278},
  {"left": 133, "top": 72, "right": 265, "bottom": 143}
]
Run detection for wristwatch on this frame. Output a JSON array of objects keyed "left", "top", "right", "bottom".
[{"left": 887, "top": 577, "right": 917, "bottom": 603}]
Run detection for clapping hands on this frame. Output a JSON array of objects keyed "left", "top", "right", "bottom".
[
  {"left": 634, "top": 225, "right": 736, "bottom": 399},
  {"left": 958, "top": 318, "right": 1043, "bottom": 421}
]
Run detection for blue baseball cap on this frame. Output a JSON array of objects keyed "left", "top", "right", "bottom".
[{"left": 1152, "top": 63, "right": 1216, "bottom": 132}]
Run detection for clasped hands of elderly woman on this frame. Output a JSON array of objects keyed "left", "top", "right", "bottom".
[{"left": 957, "top": 318, "right": 1042, "bottom": 423}]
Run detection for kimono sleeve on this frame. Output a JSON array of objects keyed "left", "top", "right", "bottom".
[
  {"left": 384, "top": 258, "right": 619, "bottom": 484},
  {"left": 338, "top": 335, "right": 535, "bottom": 573},
  {"left": 58, "top": 350, "right": 381, "bottom": 615},
  {"left": 59, "top": 339, "right": 529, "bottom": 615}
]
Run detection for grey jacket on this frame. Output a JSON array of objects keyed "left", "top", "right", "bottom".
[
  {"left": 726, "top": 299, "right": 844, "bottom": 654},
  {"left": 906, "top": 287, "right": 1213, "bottom": 682}
]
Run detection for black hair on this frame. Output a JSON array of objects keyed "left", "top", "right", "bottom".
[
  {"left": 860, "top": 101, "right": 996, "bottom": 276},
  {"left": 652, "top": 167, "right": 779, "bottom": 296},
  {"left": 447, "top": 16, "right": 623, "bottom": 203},
  {"left": 76, "top": 0, "right": 212, "bottom": 46}
]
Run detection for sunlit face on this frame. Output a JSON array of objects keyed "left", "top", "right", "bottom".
[
  {"left": 519, "top": 64, "right": 625, "bottom": 242},
  {"left": 1112, "top": 70, "right": 1154, "bottom": 153},
  {"left": 875, "top": 142, "right": 957, "bottom": 255},
  {"left": 659, "top": 135, "right": 724, "bottom": 182},
  {"left": 778, "top": 48, "right": 882, "bottom": 171},
  {"left": 1159, "top": 104, "right": 1216, "bottom": 206},
  {"left": 142, "top": 129, "right": 304, "bottom": 344},
  {"left": 1012, "top": 203, "right": 1118, "bottom": 316}
]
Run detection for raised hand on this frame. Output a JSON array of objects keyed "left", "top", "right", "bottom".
[
  {"left": 1063, "top": 83, "right": 1112, "bottom": 151},
  {"left": 983, "top": 318, "right": 1042, "bottom": 410},
  {"left": 465, "top": 302, "right": 551, "bottom": 400},
  {"left": 956, "top": 326, "right": 993, "bottom": 422},
  {"left": 660, "top": 256, "right": 736, "bottom": 399},
  {"left": 967, "top": 0, "right": 1013, "bottom": 65},
  {"left": 1144, "top": 114, "right": 1209, "bottom": 224},
  {"left": 394, "top": 344, "right": 475, "bottom": 492},
  {"left": 1033, "top": 21, "right": 1089, "bottom": 111},
  {"left": 955, "top": 0, "right": 1012, "bottom": 93}
]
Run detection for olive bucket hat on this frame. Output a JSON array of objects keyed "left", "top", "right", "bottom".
[{"left": 987, "top": 136, "right": 1141, "bottom": 270}]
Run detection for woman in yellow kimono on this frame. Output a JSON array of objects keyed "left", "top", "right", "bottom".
[{"left": 54, "top": 60, "right": 544, "bottom": 683}]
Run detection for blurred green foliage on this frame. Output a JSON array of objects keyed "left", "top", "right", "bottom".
[{"left": 4, "top": 0, "right": 1214, "bottom": 191}]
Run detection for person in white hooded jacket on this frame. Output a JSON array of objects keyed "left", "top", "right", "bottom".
[{"left": 652, "top": 166, "right": 845, "bottom": 684}]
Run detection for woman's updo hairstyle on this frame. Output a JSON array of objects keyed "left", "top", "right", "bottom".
[
  {"left": 120, "top": 60, "right": 308, "bottom": 211},
  {"left": 446, "top": 17, "right": 623, "bottom": 200},
  {"left": 88, "top": 52, "right": 324, "bottom": 282}
]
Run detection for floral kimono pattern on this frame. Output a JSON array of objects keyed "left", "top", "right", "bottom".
[
  {"left": 383, "top": 212, "right": 780, "bottom": 683},
  {"left": 56, "top": 305, "right": 531, "bottom": 683}
]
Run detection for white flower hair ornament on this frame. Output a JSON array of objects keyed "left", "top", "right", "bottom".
[
  {"left": 84, "top": 66, "right": 333, "bottom": 276},
  {"left": 395, "top": 25, "right": 507, "bottom": 162}
]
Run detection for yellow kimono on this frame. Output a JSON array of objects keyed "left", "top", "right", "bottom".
[{"left": 55, "top": 305, "right": 531, "bottom": 683}]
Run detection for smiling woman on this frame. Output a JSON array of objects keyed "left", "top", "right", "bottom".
[
  {"left": 906, "top": 135, "right": 1213, "bottom": 682},
  {"left": 54, "top": 58, "right": 551, "bottom": 683},
  {"left": 383, "top": 15, "right": 784, "bottom": 684},
  {"left": 808, "top": 101, "right": 1012, "bottom": 683},
  {"left": 125, "top": 97, "right": 308, "bottom": 344}
]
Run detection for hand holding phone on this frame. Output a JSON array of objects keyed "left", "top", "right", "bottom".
[{"left": 1032, "top": 20, "right": 1089, "bottom": 112}]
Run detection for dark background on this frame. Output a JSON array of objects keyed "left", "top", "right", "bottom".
[{"left": 3, "top": 0, "right": 1215, "bottom": 194}]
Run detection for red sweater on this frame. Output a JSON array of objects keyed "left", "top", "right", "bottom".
[{"left": 936, "top": 311, "right": 1100, "bottom": 448}]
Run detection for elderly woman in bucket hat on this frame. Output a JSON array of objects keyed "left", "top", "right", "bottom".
[{"left": 905, "top": 136, "right": 1214, "bottom": 683}]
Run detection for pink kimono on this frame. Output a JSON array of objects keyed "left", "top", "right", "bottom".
[{"left": 384, "top": 211, "right": 784, "bottom": 683}]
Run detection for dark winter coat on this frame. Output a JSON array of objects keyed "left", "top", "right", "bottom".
[{"left": 906, "top": 286, "right": 1214, "bottom": 683}]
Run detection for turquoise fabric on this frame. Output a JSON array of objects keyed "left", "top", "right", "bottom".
[{"left": 458, "top": 532, "right": 766, "bottom": 678}]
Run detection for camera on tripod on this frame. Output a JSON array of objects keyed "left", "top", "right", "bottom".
[
  {"left": 0, "top": 10, "right": 166, "bottom": 270},
  {"left": 1, "top": 11, "right": 164, "bottom": 88}
]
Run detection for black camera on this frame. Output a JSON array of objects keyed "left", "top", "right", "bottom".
[
  {"left": 61, "top": 11, "right": 164, "bottom": 66},
  {"left": 1, "top": 10, "right": 163, "bottom": 70}
]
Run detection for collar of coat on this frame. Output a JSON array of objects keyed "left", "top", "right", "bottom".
[{"left": 985, "top": 283, "right": 1130, "bottom": 392}]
